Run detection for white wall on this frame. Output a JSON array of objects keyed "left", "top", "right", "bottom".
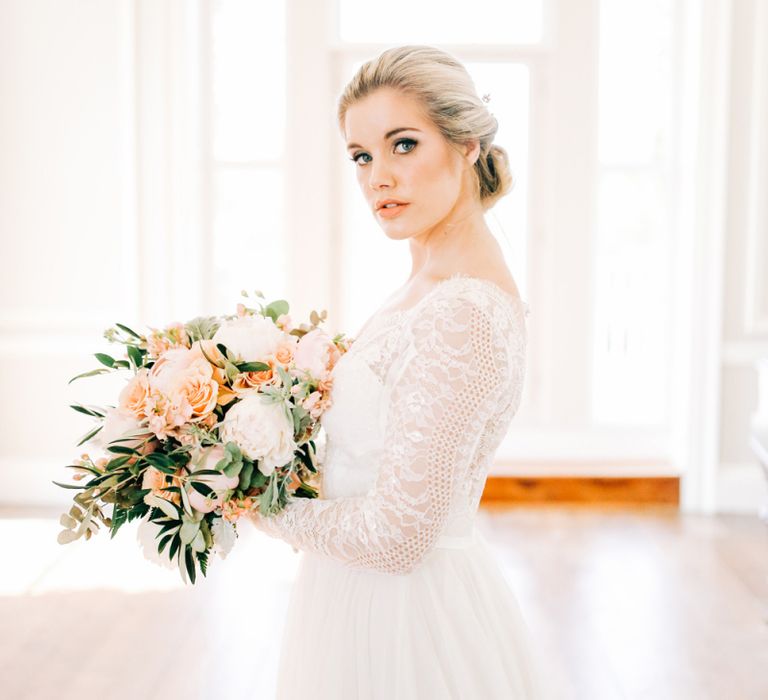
[{"left": 0, "top": 0, "right": 137, "bottom": 506}]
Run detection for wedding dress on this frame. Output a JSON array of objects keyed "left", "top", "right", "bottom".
[{"left": 251, "top": 273, "right": 550, "bottom": 699}]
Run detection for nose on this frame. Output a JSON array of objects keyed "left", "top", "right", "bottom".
[{"left": 368, "top": 159, "right": 394, "bottom": 191}]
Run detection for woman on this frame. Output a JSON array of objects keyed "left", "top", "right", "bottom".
[{"left": 250, "top": 44, "right": 549, "bottom": 699}]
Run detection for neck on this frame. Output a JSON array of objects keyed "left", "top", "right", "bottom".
[{"left": 407, "top": 199, "right": 493, "bottom": 281}]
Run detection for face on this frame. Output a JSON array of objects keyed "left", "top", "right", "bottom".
[{"left": 344, "top": 87, "right": 480, "bottom": 241}]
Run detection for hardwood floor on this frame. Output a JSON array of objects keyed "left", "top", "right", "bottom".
[{"left": 0, "top": 504, "right": 765, "bottom": 699}]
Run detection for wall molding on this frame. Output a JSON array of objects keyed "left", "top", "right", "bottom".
[{"left": 744, "top": 0, "right": 768, "bottom": 336}]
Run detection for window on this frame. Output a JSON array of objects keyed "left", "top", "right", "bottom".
[{"left": 207, "top": 0, "right": 287, "bottom": 312}]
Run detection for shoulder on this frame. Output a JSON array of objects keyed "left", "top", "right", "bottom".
[
  {"left": 416, "top": 274, "right": 525, "bottom": 329},
  {"left": 406, "top": 274, "right": 526, "bottom": 353}
]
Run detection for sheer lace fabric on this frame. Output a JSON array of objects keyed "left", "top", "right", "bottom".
[{"left": 252, "top": 276, "right": 527, "bottom": 575}]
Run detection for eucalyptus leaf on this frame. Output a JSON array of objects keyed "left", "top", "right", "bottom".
[
  {"left": 94, "top": 353, "right": 115, "bottom": 368},
  {"left": 191, "top": 529, "right": 206, "bottom": 553},
  {"left": 144, "top": 493, "right": 180, "bottom": 519},
  {"left": 57, "top": 529, "right": 80, "bottom": 544},
  {"left": 239, "top": 462, "right": 254, "bottom": 491},
  {"left": 179, "top": 520, "right": 200, "bottom": 545},
  {"left": 59, "top": 513, "right": 77, "bottom": 529}
]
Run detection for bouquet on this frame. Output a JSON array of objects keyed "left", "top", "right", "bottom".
[{"left": 53, "top": 291, "right": 351, "bottom": 584}]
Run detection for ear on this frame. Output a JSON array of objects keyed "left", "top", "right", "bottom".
[{"left": 464, "top": 138, "right": 481, "bottom": 167}]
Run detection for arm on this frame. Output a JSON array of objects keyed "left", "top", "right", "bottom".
[{"left": 250, "top": 294, "right": 514, "bottom": 574}]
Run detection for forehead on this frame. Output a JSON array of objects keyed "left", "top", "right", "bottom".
[{"left": 344, "top": 88, "right": 431, "bottom": 146}]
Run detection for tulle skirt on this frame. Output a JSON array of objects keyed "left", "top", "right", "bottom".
[{"left": 271, "top": 527, "right": 552, "bottom": 699}]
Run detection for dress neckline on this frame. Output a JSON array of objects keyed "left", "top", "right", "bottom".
[{"left": 354, "top": 272, "right": 530, "bottom": 341}]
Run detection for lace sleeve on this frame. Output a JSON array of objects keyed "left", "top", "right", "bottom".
[{"left": 249, "top": 293, "right": 515, "bottom": 575}]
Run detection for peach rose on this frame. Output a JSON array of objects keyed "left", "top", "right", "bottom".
[
  {"left": 144, "top": 388, "right": 192, "bottom": 440},
  {"left": 221, "top": 495, "right": 256, "bottom": 523},
  {"left": 141, "top": 464, "right": 184, "bottom": 506},
  {"left": 273, "top": 339, "right": 296, "bottom": 367},
  {"left": 145, "top": 322, "right": 190, "bottom": 359},
  {"left": 147, "top": 348, "right": 219, "bottom": 431},
  {"left": 232, "top": 364, "right": 278, "bottom": 395},
  {"left": 118, "top": 368, "right": 151, "bottom": 419}
]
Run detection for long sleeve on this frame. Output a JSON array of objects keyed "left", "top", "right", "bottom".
[{"left": 250, "top": 292, "right": 518, "bottom": 575}]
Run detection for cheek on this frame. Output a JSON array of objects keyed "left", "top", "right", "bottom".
[{"left": 411, "top": 152, "right": 461, "bottom": 208}]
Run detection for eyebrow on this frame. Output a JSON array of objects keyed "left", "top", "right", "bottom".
[{"left": 346, "top": 127, "right": 422, "bottom": 151}]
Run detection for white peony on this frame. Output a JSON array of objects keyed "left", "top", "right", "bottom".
[
  {"left": 92, "top": 406, "right": 155, "bottom": 452},
  {"left": 220, "top": 394, "right": 296, "bottom": 476},
  {"left": 136, "top": 518, "right": 179, "bottom": 571},
  {"left": 211, "top": 314, "right": 286, "bottom": 363},
  {"left": 211, "top": 517, "right": 238, "bottom": 560},
  {"left": 293, "top": 327, "right": 340, "bottom": 381}
]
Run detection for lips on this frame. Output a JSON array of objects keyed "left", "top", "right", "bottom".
[
  {"left": 376, "top": 202, "right": 410, "bottom": 219},
  {"left": 375, "top": 198, "right": 409, "bottom": 211}
]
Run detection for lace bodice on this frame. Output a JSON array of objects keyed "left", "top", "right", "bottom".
[{"left": 250, "top": 273, "right": 528, "bottom": 575}]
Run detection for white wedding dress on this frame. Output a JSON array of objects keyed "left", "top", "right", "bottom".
[{"left": 251, "top": 273, "right": 549, "bottom": 699}]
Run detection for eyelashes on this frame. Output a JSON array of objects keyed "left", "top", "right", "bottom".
[{"left": 349, "top": 138, "right": 417, "bottom": 166}]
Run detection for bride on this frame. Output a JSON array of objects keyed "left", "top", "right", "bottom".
[{"left": 250, "top": 44, "right": 550, "bottom": 699}]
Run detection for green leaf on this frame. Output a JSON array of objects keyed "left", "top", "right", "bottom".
[
  {"left": 265, "top": 300, "right": 289, "bottom": 320},
  {"left": 250, "top": 469, "right": 268, "bottom": 489},
  {"left": 157, "top": 532, "right": 174, "bottom": 554},
  {"left": 191, "top": 529, "right": 206, "bottom": 553},
  {"left": 200, "top": 518, "right": 213, "bottom": 549},
  {"left": 168, "top": 534, "right": 181, "bottom": 561},
  {"left": 94, "top": 353, "right": 115, "bottom": 368},
  {"left": 106, "top": 455, "right": 132, "bottom": 470},
  {"left": 239, "top": 461, "right": 254, "bottom": 490},
  {"left": 75, "top": 424, "right": 103, "bottom": 447},
  {"left": 184, "top": 546, "right": 197, "bottom": 584},
  {"left": 106, "top": 444, "right": 137, "bottom": 455},
  {"left": 225, "top": 442, "right": 242, "bottom": 459},
  {"left": 126, "top": 345, "right": 143, "bottom": 369},
  {"left": 224, "top": 361, "right": 240, "bottom": 383},
  {"left": 190, "top": 480, "right": 214, "bottom": 497},
  {"left": 144, "top": 493, "right": 180, "bottom": 519},
  {"left": 236, "top": 361, "right": 271, "bottom": 372},
  {"left": 69, "top": 404, "right": 105, "bottom": 418},
  {"left": 68, "top": 367, "right": 111, "bottom": 384},
  {"left": 116, "top": 322, "right": 141, "bottom": 338},
  {"left": 179, "top": 520, "right": 200, "bottom": 545},
  {"left": 109, "top": 507, "right": 128, "bottom": 538},
  {"left": 222, "top": 459, "right": 242, "bottom": 479},
  {"left": 52, "top": 479, "right": 87, "bottom": 491},
  {"left": 145, "top": 452, "right": 176, "bottom": 469}
]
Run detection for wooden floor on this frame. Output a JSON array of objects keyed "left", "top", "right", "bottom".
[{"left": 1, "top": 504, "right": 766, "bottom": 699}]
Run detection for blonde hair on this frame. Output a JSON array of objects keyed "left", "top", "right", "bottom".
[{"left": 337, "top": 44, "right": 515, "bottom": 211}]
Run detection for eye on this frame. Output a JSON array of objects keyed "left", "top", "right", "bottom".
[
  {"left": 394, "top": 138, "right": 417, "bottom": 154},
  {"left": 348, "top": 138, "right": 418, "bottom": 166}
]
